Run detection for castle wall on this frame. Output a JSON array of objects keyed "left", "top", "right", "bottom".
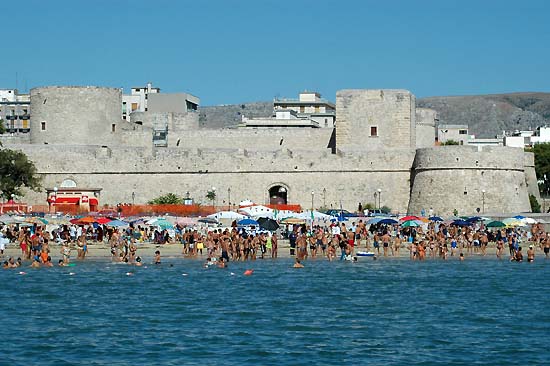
[
  {"left": 408, "top": 146, "right": 531, "bottom": 216},
  {"left": 415, "top": 108, "right": 437, "bottom": 148},
  {"left": 130, "top": 111, "right": 199, "bottom": 132},
  {"left": 30, "top": 86, "right": 123, "bottom": 145},
  {"left": 11, "top": 144, "right": 415, "bottom": 213},
  {"left": 336, "top": 89, "right": 415, "bottom": 150},
  {"left": 524, "top": 151, "right": 540, "bottom": 200}
]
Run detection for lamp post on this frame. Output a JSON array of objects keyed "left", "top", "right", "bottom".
[
  {"left": 53, "top": 187, "right": 58, "bottom": 213},
  {"left": 311, "top": 191, "right": 314, "bottom": 211},
  {"left": 323, "top": 187, "right": 326, "bottom": 208},
  {"left": 132, "top": 191, "right": 135, "bottom": 205},
  {"left": 377, "top": 188, "right": 382, "bottom": 210},
  {"left": 228, "top": 187, "right": 231, "bottom": 210},
  {"left": 481, "top": 189, "right": 486, "bottom": 214}
]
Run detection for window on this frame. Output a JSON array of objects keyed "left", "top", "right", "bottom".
[
  {"left": 315, "top": 106, "right": 320, "bottom": 113},
  {"left": 325, "top": 118, "right": 328, "bottom": 127},
  {"left": 370, "top": 126, "right": 378, "bottom": 137},
  {"left": 41, "top": 121, "right": 46, "bottom": 131},
  {"left": 135, "top": 88, "right": 140, "bottom": 92},
  {"left": 131, "top": 103, "right": 138, "bottom": 111},
  {"left": 300, "top": 106, "right": 305, "bottom": 113},
  {"left": 111, "top": 124, "right": 116, "bottom": 133},
  {"left": 459, "top": 130, "right": 467, "bottom": 135}
]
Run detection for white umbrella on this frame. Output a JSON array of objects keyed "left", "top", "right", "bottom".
[{"left": 207, "top": 211, "right": 247, "bottom": 220}]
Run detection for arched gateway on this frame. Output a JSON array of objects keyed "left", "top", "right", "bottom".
[{"left": 268, "top": 184, "right": 288, "bottom": 205}]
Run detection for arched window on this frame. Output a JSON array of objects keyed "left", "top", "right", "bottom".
[{"left": 60, "top": 179, "right": 77, "bottom": 188}]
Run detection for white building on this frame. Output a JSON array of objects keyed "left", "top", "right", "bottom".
[
  {"left": 437, "top": 124, "right": 470, "bottom": 145},
  {"left": 530, "top": 126, "right": 550, "bottom": 145},
  {"left": 0, "top": 89, "right": 31, "bottom": 133},
  {"left": 240, "top": 109, "right": 319, "bottom": 128},
  {"left": 274, "top": 91, "right": 335, "bottom": 128},
  {"left": 122, "top": 82, "right": 160, "bottom": 121}
]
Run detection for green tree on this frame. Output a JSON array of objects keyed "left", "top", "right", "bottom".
[
  {"left": 527, "top": 143, "right": 550, "bottom": 194},
  {"left": 0, "top": 148, "right": 42, "bottom": 199},
  {"left": 529, "top": 194, "right": 541, "bottom": 213},
  {"left": 442, "top": 140, "right": 460, "bottom": 146},
  {"left": 206, "top": 190, "right": 217, "bottom": 206},
  {"left": 148, "top": 193, "right": 182, "bottom": 204},
  {"left": 381, "top": 205, "right": 391, "bottom": 214},
  {"left": 0, "top": 119, "right": 5, "bottom": 135}
]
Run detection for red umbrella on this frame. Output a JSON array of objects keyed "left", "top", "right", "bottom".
[
  {"left": 399, "top": 215, "right": 421, "bottom": 222},
  {"left": 95, "top": 217, "right": 111, "bottom": 224}
]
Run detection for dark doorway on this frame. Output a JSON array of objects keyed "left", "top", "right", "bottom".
[{"left": 269, "top": 185, "right": 288, "bottom": 205}]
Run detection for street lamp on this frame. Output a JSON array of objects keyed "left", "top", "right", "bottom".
[
  {"left": 311, "top": 191, "right": 314, "bottom": 211},
  {"left": 377, "top": 188, "right": 382, "bottom": 210},
  {"left": 323, "top": 187, "right": 327, "bottom": 208},
  {"left": 53, "top": 187, "right": 58, "bottom": 214},
  {"left": 481, "top": 189, "right": 486, "bottom": 214},
  {"left": 132, "top": 191, "right": 135, "bottom": 205},
  {"left": 228, "top": 187, "right": 231, "bottom": 210}
]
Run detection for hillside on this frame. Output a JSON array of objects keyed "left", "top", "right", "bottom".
[{"left": 199, "top": 93, "right": 550, "bottom": 138}]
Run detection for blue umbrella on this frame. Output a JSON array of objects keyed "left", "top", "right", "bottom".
[
  {"left": 452, "top": 219, "right": 471, "bottom": 227},
  {"left": 106, "top": 219, "right": 129, "bottom": 228},
  {"left": 237, "top": 218, "right": 259, "bottom": 226},
  {"left": 429, "top": 216, "right": 443, "bottom": 221},
  {"left": 513, "top": 215, "right": 526, "bottom": 220},
  {"left": 378, "top": 218, "right": 398, "bottom": 225},
  {"left": 466, "top": 216, "right": 482, "bottom": 222},
  {"left": 367, "top": 217, "right": 383, "bottom": 225}
]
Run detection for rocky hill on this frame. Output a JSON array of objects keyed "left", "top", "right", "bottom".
[{"left": 199, "top": 93, "right": 550, "bottom": 138}]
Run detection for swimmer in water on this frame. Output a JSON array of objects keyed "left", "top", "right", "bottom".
[
  {"left": 30, "top": 257, "right": 41, "bottom": 268},
  {"left": 459, "top": 253, "right": 464, "bottom": 261},
  {"left": 217, "top": 257, "right": 227, "bottom": 268},
  {"left": 154, "top": 250, "right": 161, "bottom": 264},
  {"left": 135, "top": 256, "right": 143, "bottom": 266},
  {"left": 58, "top": 259, "right": 65, "bottom": 267},
  {"left": 293, "top": 258, "right": 304, "bottom": 268}
]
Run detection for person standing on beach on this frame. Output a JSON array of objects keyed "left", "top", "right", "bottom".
[
  {"left": 271, "top": 233, "right": 278, "bottom": 259},
  {"left": 381, "top": 231, "right": 390, "bottom": 257}
]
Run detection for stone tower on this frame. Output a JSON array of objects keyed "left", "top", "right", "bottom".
[{"left": 335, "top": 89, "right": 416, "bottom": 150}]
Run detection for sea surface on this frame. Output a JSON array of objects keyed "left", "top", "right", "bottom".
[{"left": 1, "top": 257, "right": 550, "bottom": 365}]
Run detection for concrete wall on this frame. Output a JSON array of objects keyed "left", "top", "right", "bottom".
[
  {"left": 408, "top": 146, "right": 531, "bottom": 216},
  {"left": 336, "top": 89, "right": 415, "bottom": 150},
  {"left": 30, "top": 86, "right": 123, "bottom": 145},
  {"left": 148, "top": 93, "right": 197, "bottom": 113}
]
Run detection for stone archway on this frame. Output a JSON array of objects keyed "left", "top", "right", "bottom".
[{"left": 268, "top": 184, "right": 288, "bottom": 205}]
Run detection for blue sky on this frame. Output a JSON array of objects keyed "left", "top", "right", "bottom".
[{"left": 3, "top": 0, "right": 549, "bottom": 105}]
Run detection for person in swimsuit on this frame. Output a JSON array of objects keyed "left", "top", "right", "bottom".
[
  {"left": 527, "top": 245, "right": 535, "bottom": 262},
  {"left": 154, "top": 250, "right": 161, "bottom": 264}
]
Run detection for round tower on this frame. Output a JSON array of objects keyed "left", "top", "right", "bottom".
[{"left": 30, "top": 86, "right": 122, "bottom": 145}]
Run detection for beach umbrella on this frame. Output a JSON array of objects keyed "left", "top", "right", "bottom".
[
  {"left": 237, "top": 218, "right": 259, "bottom": 226},
  {"left": 257, "top": 217, "right": 279, "bottom": 231},
  {"left": 399, "top": 215, "right": 421, "bottom": 222},
  {"left": 486, "top": 220, "right": 506, "bottom": 228},
  {"left": 281, "top": 217, "right": 306, "bottom": 225},
  {"left": 502, "top": 218, "right": 524, "bottom": 227},
  {"left": 106, "top": 219, "right": 129, "bottom": 228},
  {"left": 521, "top": 217, "right": 537, "bottom": 224},
  {"left": 429, "top": 216, "right": 443, "bottom": 222},
  {"left": 25, "top": 217, "right": 49, "bottom": 225},
  {"left": 176, "top": 217, "right": 198, "bottom": 226},
  {"left": 95, "top": 217, "right": 112, "bottom": 224},
  {"left": 207, "top": 211, "right": 247, "bottom": 220},
  {"left": 367, "top": 217, "right": 384, "bottom": 225},
  {"left": 513, "top": 215, "right": 526, "bottom": 220},
  {"left": 466, "top": 216, "right": 482, "bottom": 222},
  {"left": 198, "top": 217, "right": 219, "bottom": 224},
  {"left": 401, "top": 220, "right": 421, "bottom": 227},
  {"left": 378, "top": 218, "right": 398, "bottom": 225},
  {"left": 0, "top": 215, "right": 22, "bottom": 224},
  {"left": 451, "top": 219, "right": 471, "bottom": 227}
]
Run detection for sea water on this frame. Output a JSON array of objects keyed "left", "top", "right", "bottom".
[{"left": 1, "top": 257, "right": 549, "bottom": 365}]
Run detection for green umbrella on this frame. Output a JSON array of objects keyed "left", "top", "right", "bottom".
[
  {"left": 401, "top": 220, "right": 421, "bottom": 227},
  {"left": 486, "top": 220, "right": 505, "bottom": 228}
]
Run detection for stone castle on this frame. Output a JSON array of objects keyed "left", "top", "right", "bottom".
[{"left": 1, "top": 86, "right": 539, "bottom": 215}]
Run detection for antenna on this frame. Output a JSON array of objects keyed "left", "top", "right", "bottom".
[{"left": 15, "top": 71, "right": 18, "bottom": 91}]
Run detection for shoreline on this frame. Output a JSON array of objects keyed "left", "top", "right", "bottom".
[{"left": 2, "top": 240, "right": 546, "bottom": 263}]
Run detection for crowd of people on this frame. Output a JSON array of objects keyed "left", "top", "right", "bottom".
[{"left": 1, "top": 217, "right": 549, "bottom": 269}]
